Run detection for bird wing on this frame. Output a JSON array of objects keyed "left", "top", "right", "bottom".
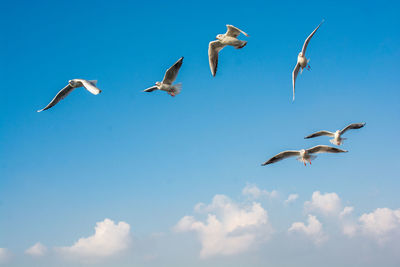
[
  {"left": 261, "top": 150, "right": 300, "bottom": 166},
  {"left": 340, "top": 123, "right": 366, "bottom": 135},
  {"left": 79, "top": 79, "right": 101, "bottom": 95},
  {"left": 306, "top": 145, "right": 347, "bottom": 154},
  {"left": 37, "top": 84, "right": 76, "bottom": 112},
  {"left": 225, "top": 24, "right": 248, "bottom": 38},
  {"left": 304, "top": 130, "right": 335, "bottom": 139},
  {"left": 301, "top": 20, "right": 324, "bottom": 56},
  {"left": 143, "top": 86, "right": 158, "bottom": 92},
  {"left": 292, "top": 63, "right": 300, "bottom": 101},
  {"left": 162, "top": 57, "right": 184, "bottom": 85},
  {"left": 208, "top": 40, "right": 226, "bottom": 77}
]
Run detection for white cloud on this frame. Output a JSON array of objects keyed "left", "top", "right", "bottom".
[
  {"left": 284, "top": 194, "right": 299, "bottom": 204},
  {"left": 340, "top": 206, "right": 354, "bottom": 218},
  {"left": 288, "top": 215, "right": 327, "bottom": 244},
  {"left": 25, "top": 242, "right": 47, "bottom": 257},
  {"left": 242, "top": 184, "right": 278, "bottom": 200},
  {"left": 304, "top": 191, "right": 341, "bottom": 216},
  {"left": 174, "top": 194, "right": 273, "bottom": 258},
  {"left": 57, "top": 218, "right": 131, "bottom": 262},
  {"left": 342, "top": 223, "right": 357, "bottom": 237},
  {"left": 359, "top": 208, "right": 400, "bottom": 242},
  {"left": 0, "top": 248, "right": 10, "bottom": 263}
]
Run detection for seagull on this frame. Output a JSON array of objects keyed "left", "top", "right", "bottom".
[
  {"left": 305, "top": 123, "right": 366, "bottom": 145},
  {"left": 37, "top": 79, "right": 101, "bottom": 112},
  {"left": 262, "top": 145, "right": 347, "bottom": 166},
  {"left": 208, "top": 25, "right": 249, "bottom": 76},
  {"left": 292, "top": 20, "right": 324, "bottom": 101},
  {"left": 143, "top": 57, "right": 184, "bottom": 97}
]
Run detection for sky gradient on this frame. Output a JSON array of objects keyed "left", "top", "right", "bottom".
[{"left": 1, "top": 0, "right": 400, "bottom": 266}]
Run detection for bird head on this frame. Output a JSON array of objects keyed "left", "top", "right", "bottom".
[
  {"left": 216, "top": 34, "right": 223, "bottom": 40},
  {"left": 155, "top": 82, "right": 161, "bottom": 87},
  {"left": 68, "top": 80, "right": 76, "bottom": 86}
]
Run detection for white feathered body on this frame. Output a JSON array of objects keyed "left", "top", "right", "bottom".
[
  {"left": 156, "top": 82, "right": 182, "bottom": 96},
  {"left": 329, "top": 130, "right": 346, "bottom": 146},
  {"left": 218, "top": 35, "right": 246, "bottom": 48},
  {"left": 297, "top": 53, "right": 309, "bottom": 69},
  {"left": 296, "top": 149, "right": 317, "bottom": 163}
]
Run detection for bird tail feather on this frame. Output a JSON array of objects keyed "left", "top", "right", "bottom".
[{"left": 172, "top": 83, "right": 182, "bottom": 95}]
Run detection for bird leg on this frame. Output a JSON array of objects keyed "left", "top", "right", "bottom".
[
  {"left": 309, "top": 160, "right": 312, "bottom": 165},
  {"left": 303, "top": 160, "right": 306, "bottom": 166},
  {"left": 306, "top": 65, "right": 311, "bottom": 71}
]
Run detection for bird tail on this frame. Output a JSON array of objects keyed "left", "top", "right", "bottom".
[
  {"left": 329, "top": 138, "right": 346, "bottom": 145},
  {"left": 172, "top": 83, "right": 182, "bottom": 95},
  {"left": 297, "top": 155, "right": 317, "bottom": 162}
]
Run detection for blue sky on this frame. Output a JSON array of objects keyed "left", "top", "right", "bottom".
[{"left": 1, "top": 0, "right": 400, "bottom": 266}]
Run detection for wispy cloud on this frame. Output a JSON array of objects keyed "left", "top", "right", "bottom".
[
  {"left": 242, "top": 184, "right": 278, "bottom": 200},
  {"left": 0, "top": 248, "right": 11, "bottom": 263},
  {"left": 284, "top": 194, "right": 299, "bottom": 204},
  {"left": 25, "top": 242, "right": 47, "bottom": 257}
]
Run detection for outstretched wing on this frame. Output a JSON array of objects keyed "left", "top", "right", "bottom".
[
  {"left": 261, "top": 150, "right": 300, "bottom": 166},
  {"left": 225, "top": 24, "right": 249, "bottom": 38},
  {"left": 292, "top": 63, "right": 300, "bottom": 101},
  {"left": 208, "top": 40, "right": 226, "bottom": 77},
  {"left": 162, "top": 57, "right": 184, "bottom": 85},
  {"left": 306, "top": 145, "right": 347, "bottom": 154},
  {"left": 340, "top": 123, "right": 366, "bottom": 135},
  {"left": 301, "top": 20, "right": 324, "bottom": 56},
  {"left": 37, "top": 84, "right": 75, "bottom": 112},
  {"left": 304, "top": 130, "right": 335, "bottom": 139},
  {"left": 80, "top": 79, "right": 101, "bottom": 95},
  {"left": 143, "top": 86, "right": 158, "bottom": 92}
]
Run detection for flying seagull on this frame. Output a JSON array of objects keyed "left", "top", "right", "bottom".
[
  {"left": 262, "top": 145, "right": 347, "bottom": 166},
  {"left": 208, "top": 25, "right": 249, "bottom": 77},
  {"left": 37, "top": 79, "right": 101, "bottom": 112},
  {"left": 143, "top": 57, "right": 184, "bottom": 97},
  {"left": 292, "top": 20, "right": 324, "bottom": 101},
  {"left": 305, "top": 123, "right": 366, "bottom": 145}
]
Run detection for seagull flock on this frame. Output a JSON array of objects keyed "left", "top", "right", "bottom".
[{"left": 37, "top": 22, "right": 366, "bottom": 167}]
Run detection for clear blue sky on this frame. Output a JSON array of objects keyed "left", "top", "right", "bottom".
[{"left": 1, "top": 0, "right": 399, "bottom": 266}]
